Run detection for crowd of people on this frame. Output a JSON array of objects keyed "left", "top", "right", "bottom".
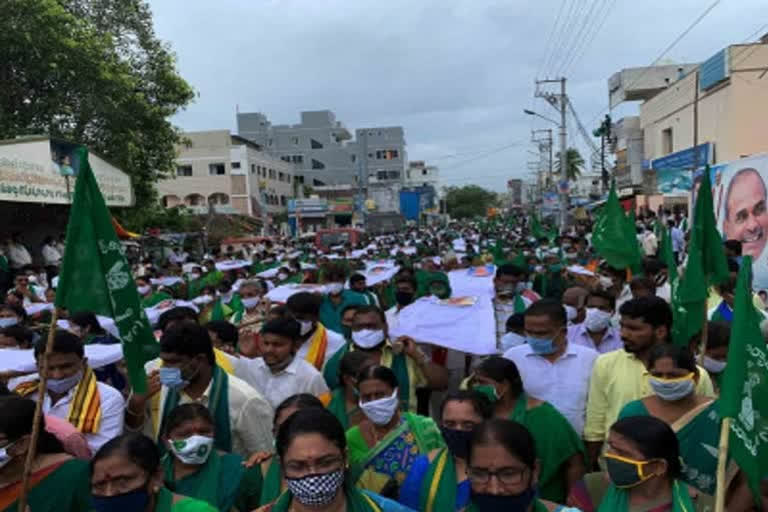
[{"left": 0, "top": 210, "right": 764, "bottom": 512}]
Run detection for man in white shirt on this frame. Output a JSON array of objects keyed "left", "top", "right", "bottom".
[
  {"left": 641, "top": 227, "right": 658, "bottom": 257},
  {"left": 5, "top": 233, "right": 32, "bottom": 270},
  {"left": 233, "top": 317, "right": 328, "bottom": 408},
  {"left": 13, "top": 331, "right": 124, "bottom": 454},
  {"left": 503, "top": 299, "right": 598, "bottom": 435}
]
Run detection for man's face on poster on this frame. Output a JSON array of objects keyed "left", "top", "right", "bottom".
[{"left": 724, "top": 169, "right": 768, "bottom": 259}]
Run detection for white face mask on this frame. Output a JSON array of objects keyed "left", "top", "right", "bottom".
[
  {"left": 584, "top": 307, "right": 613, "bottom": 332},
  {"left": 189, "top": 273, "right": 201, "bottom": 280},
  {"left": 0, "top": 317, "right": 19, "bottom": 328},
  {"left": 325, "top": 282, "right": 344, "bottom": 295},
  {"left": 359, "top": 389, "right": 399, "bottom": 425},
  {"left": 564, "top": 305, "right": 578, "bottom": 323},
  {"left": 352, "top": 329, "right": 385, "bottom": 349},
  {"left": 598, "top": 276, "right": 614, "bottom": 289},
  {"left": 298, "top": 320, "right": 314, "bottom": 336},
  {"left": 192, "top": 295, "right": 214, "bottom": 305},
  {"left": 168, "top": 435, "right": 215, "bottom": 465},
  {"left": 137, "top": 285, "right": 151, "bottom": 295},
  {"left": 242, "top": 296, "right": 260, "bottom": 309},
  {"left": 702, "top": 355, "right": 727, "bottom": 374},
  {"left": 277, "top": 273, "right": 288, "bottom": 281}
]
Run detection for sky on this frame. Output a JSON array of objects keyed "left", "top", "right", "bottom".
[{"left": 148, "top": 0, "right": 767, "bottom": 191}]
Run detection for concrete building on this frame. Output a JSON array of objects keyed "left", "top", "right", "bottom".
[
  {"left": 158, "top": 130, "right": 295, "bottom": 220},
  {"left": 608, "top": 63, "right": 699, "bottom": 109},
  {"left": 405, "top": 161, "right": 440, "bottom": 191},
  {"left": 612, "top": 116, "right": 644, "bottom": 188},
  {"left": 237, "top": 110, "right": 355, "bottom": 186},
  {"left": 641, "top": 41, "right": 768, "bottom": 165},
  {"left": 350, "top": 127, "right": 407, "bottom": 213}
]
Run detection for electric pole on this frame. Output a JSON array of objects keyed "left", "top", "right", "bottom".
[{"left": 535, "top": 77, "right": 568, "bottom": 230}]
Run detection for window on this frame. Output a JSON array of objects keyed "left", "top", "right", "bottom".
[
  {"left": 231, "top": 161, "right": 241, "bottom": 169},
  {"left": 268, "top": 138, "right": 273, "bottom": 146},
  {"left": 298, "top": 176, "right": 305, "bottom": 184},
  {"left": 310, "top": 138, "right": 323, "bottom": 149},
  {"left": 387, "top": 170, "right": 400, "bottom": 180},
  {"left": 281, "top": 156, "right": 290, "bottom": 162},
  {"left": 311, "top": 159, "right": 326, "bottom": 170},
  {"left": 376, "top": 149, "right": 398, "bottom": 160},
  {"left": 291, "top": 155, "right": 303, "bottom": 164},
  {"left": 351, "top": 154, "right": 356, "bottom": 162},
  {"left": 287, "top": 174, "right": 292, "bottom": 183},
  {"left": 176, "top": 165, "right": 192, "bottom": 177},
  {"left": 280, "top": 195, "right": 287, "bottom": 206},
  {"left": 376, "top": 170, "right": 388, "bottom": 181},
  {"left": 422, "top": 169, "right": 428, "bottom": 176},
  {"left": 662, "top": 128, "right": 673, "bottom": 155},
  {"left": 291, "top": 136, "right": 299, "bottom": 145},
  {"left": 269, "top": 169, "right": 276, "bottom": 179},
  {"left": 279, "top": 172, "right": 285, "bottom": 182},
  {"left": 208, "top": 163, "right": 226, "bottom": 176},
  {"left": 251, "top": 164, "right": 256, "bottom": 174}
]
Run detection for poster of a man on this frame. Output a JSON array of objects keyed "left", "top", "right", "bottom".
[{"left": 722, "top": 167, "right": 768, "bottom": 260}]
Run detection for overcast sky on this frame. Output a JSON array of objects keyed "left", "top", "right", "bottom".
[{"left": 148, "top": 0, "right": 766, "bottom": 191}]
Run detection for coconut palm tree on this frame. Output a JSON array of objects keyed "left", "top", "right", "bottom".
[{"left": 555, "top": 148, "right": 585, "bottom": 181}]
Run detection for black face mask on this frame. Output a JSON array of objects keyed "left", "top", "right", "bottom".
[
  {"left": 395, "top": 291, "right": 415, "bottom": 306},
  {"left": 471, "top": 486, "right": 536, "bottom": 512},
  {"left": 440, "top": 427, "right": 473, "bottom": 459}
]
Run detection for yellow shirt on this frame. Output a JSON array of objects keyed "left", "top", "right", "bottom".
[{"left": 584, "top": 349, "right": 715, "bottom": 442}]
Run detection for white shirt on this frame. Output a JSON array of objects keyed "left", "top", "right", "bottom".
[
  {"left": 42, "top": 244, "right": 62, "bottom": 266},
  {"left": 7, "top": 243, "right": 32, "bottom": 268},
  {"left": 613, "top": 284, "right": 633, "bottom": 328},
  {"left": 42, "top": 380, "right": 125, "bottom": 454},
  {"left": 234, "top": 356, "right": 329, "bottom": 409},
  {"left": 503, "top": 342, "right": 598, "bottom": 435},
  {"left": 296, "top": 327, "right": 346, "bottom": 368},
  {"left": 642, "top": 232, "right": 658, "bottom": 256}
]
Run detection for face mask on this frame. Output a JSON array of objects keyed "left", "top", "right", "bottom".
[
  {"left": 218, "top": 292, "right": 232, "bottom": 302},
  {"left": 286, "top": 469, "right": 344, "bottom": 507},
  {"left": 473, "top": 384, "right": 499, "bottom": 404},
  {"left": 352, "top": 329, "right": 385, "bottom": 349},
  {"left": 649, "top": 374, "right": 695, "bottom": 401},
  {"left": 242, "top": 296, "right": 260, "bottom": 309},
  {"left": 137, "top": 285, "right": 151, "bottom": 295},
  {"left": 159, "top": 366, "right": 188, "bottom": 390},
  {"left": 46, "top": 370, "right": 82, "bottom": 394},
  {"left": 0, "top": 317, "right": 18, "bottom": 328},
  {"left": 599, "top": 276, "right": 614, "bottom": 289},
  {"left": 91, "top": 486, "right": 150, "bottom": 512},
  {"left": 325, "top": 282, "right": 344, "bottom": 295},
  {"left": 471, "top": 487, "right": 536, "bottom": 512},
  {"left": 192, "top": 295, "right": 213, "bottom": 305},
  {"left": 604, "top": 453, "right": 657, "bottom": 488},
  {"left": 527, "top": 336, "right": 556, "bottom": 355},
  {"left": 298, "top": 319, "right": 314, "bottom": 336},
  {"left": 0, "top": 441, "right": 16, "bottom": 470},
  {"left": 27, "top": 276, "right": 37, "bottom": 284},
  {"left": 584, "top": 307, "right": 612, "bottom": 332},
  {"left": 169, "top": 435, "right": 214, "bottom": 465},
  {"left": 395, "top": 291, "right": 415, "bottom": 306},
  {"left": 564, "top": 305, "right": 578, "bottom": 323},
  {"left": 500, "top": 332, "right": 526, "bottom": 352},
  {"left": 359, "top": 389, "right": 399, "bottom": 425},
  {"left": 534, "top": 265, "right": 544, "bottom": 273},
  {"left": 277, "top": 272, "right": 288, "bottom": 281},
  {"left": 189, "top": 273, "right": 201, "bottom": 280},
  {"left": 440, "top": 427, "right": 473, "bottom": 459},
  {"left": 702, "top": 355, "right": 727, "bottom": 374}
]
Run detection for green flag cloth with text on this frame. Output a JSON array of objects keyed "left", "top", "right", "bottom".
[
  {"left": 591, "top": 181, "right": 642, "bottom": 272},
  {"left": 718, "top": 255, "right": 768, "bottom": 504},
  {"left": 54, "top": 147, "right": 157, "bottom": 393}
]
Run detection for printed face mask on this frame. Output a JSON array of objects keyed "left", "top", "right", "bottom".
[
  {"left": 286, "top": 469, "right": 344, "bottom": 507},
  {"left": 359, "top": 389, "right": 399, "bottom": 425},
  {"left": 168, "top": 435, "right": 214, "bottom": 465}
]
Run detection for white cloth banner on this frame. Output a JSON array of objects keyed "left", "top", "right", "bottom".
[
  {"left": 358, "top": 264, "right": 400, "bottom": 287},
  {"left": 448, "top": 267, "right": 496, "bottom": 298},
  {"left": 389, "top": 296, "right": 497, "bottom": 355},
  {"left": 215, "top": 260, "right": 252, "bottom": 271},
  {"left": 0, "top": 344, "right": 124, "bottom": 373},
  {"left": 150, "top": 276, "right": 184, "bottom": 287},
  {"left": 24, "top": 302, "right": 54, "bottom": 316},
  {"left": 57, "top": 315, "right": 120, "bottom": 340},
  {"left": 143, "top": 299, "right": 199, "bottom": 326},
  {"left": 257, "top": 267, "right": 281, "bottom": 278},
  {"left": 266, "top": 284, "right": 326, "bottom": 303}
]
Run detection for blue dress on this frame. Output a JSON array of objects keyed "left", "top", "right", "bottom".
[{"left": 398, "top": 454, "right": 471, "bottom": 510}]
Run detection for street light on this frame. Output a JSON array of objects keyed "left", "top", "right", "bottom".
[{"left": 523, "top": 109, "right": 560, "bottom": 126}]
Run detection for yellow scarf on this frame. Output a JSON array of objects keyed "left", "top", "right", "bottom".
[
  {"left": 15, "top": 366, "right": 102, "bottom": 434},
  {"left": 305, "top": 323, "right": 329, "bottom": 371}
]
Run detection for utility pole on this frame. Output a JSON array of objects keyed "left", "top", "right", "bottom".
[
  {"left": 535, "top": 77, "right": 568, "bottom": 229},
  {"left": 532, "top": 129, "right": 553, "bottom": 189}
]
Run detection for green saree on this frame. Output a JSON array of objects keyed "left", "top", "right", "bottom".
[
  {"left": 154, "top": 487, "right": 218, "bottom": 512},
  {"left": 258, "top": 457, "right": 284, "bottom": 506},
  {"left": 508, "top": 393, "right": 585, "bottom": 503},
  {"left": 162, "top": 450, "right": 261, "bottom": 511},
  {"left": 0, "top": 459, "right": 89, "bottom": 512}
]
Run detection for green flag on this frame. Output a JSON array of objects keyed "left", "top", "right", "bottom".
[
  {"left": 531, "top": 213, "right": 545, "bottom": 239},
  {"left": 54, "top": 147, "right": 157, "bottom": 393},
  {"left": 229, "top": 293, "right": 245, "bottom": 324},
  {"left": 210, "top": 298, "right": 225, "bottom": 322},
  {"left": 693, "top": 167, "right": 729, "bottom": 285},
  {"left": 513, "top": 293, "right": 527, "bottom": 314},
  {"left": 591, "top": 181, "right": 643, "bottom": 272},
  {"left": 718, "top": 255, "right": 768, "bottom": 504}
]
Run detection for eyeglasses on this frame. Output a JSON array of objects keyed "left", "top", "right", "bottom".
[{"left": 468, "top": 466, "right": 528, "bottom": 486}]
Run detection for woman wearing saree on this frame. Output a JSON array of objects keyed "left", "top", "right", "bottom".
[
  {"left": 0, "top": 396, "right": 90, "bottom": 512},
  {"left": 253, "top": 408, "right": 413, "bottom": 512},
  {"left": 466, "top": 418, "right": 580, "bottom": 512},
  {"left": 617, "top": 344, "right": 720, "bottom": 498},
  {"left": 161, "top": 403, "right": 262, "bottom": 511},
  {"left": 346, "top": 365, "right": 445, "bottom": 499},
  {"left": 471, "top": 356, "right": 585, "bottom": 503},
  {"left": 91, "top": 432, "right": 217, "bottom": 512}
]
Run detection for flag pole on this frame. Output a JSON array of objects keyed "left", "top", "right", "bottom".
[
  {"left": 17, "top": 309, "right": 59, "bottom": 512},
  {"left": 714, "top": 417, "right": 731, "bottom": 512},
  {"left": 697, "top": 304, "right": 709, "bottom": 366}
]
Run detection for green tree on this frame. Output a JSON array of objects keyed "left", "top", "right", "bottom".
[
  {"left": 0, "top": 0, "right": 194, "bottom": 211},
  {"left": 443, "top": 185, "right": 498, "bottom": 219},
  {"left": 555, "top": 148, "right": 585, "bottom": 181}
]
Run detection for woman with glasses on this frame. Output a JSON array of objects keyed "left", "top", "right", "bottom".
[
  {"left": 346, "top": 365, "right": 445, "bottom": 499},
  {"left": 399, "top": 390, "right": 492, "bottom": 511},
  {"left": 471, "top": 356, "right": 585, "bottom": 503},
  {"left": 91, "top": 432, "right": 216, "bottom": 512},
  {"left": 253, "top": 407, "right": 413, "bottom": 512},
  {"left": 574, "top": 415, "right": 698, "bottom": 511},
  {"left": 0, "top": 396, "right": 90, "bottom": 512},
  {"left": 160, "top": 403, "right": 262, "bottom": 511},
  {"left": 466, "top": 418, "right": 580, "bottom": 511}
]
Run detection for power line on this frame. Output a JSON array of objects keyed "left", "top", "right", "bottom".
[
  {"left": 561, "top": 0, "right": 617, "bottom": 76},
  {"left": 556, "top": 0, "right": 605, "bottom": 77},
  {"left": 544, "top": 0, "right": 581, "bottom": 76},
  {"left": 441, "top": 142, "right": 524, "bottom": 171},
  {"left": 536, "top": 0, "right": 569, "bottom": 79},
  {"left": 551, "top": 0, "right": 596, "bottom": 76}
]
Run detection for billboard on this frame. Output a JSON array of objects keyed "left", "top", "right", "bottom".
[
  {"left": 704, "top": 154, "right": 768, "bottom": 290},
  {"left": 651, "top": 143, "right": 712, "bottom": 194}
]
